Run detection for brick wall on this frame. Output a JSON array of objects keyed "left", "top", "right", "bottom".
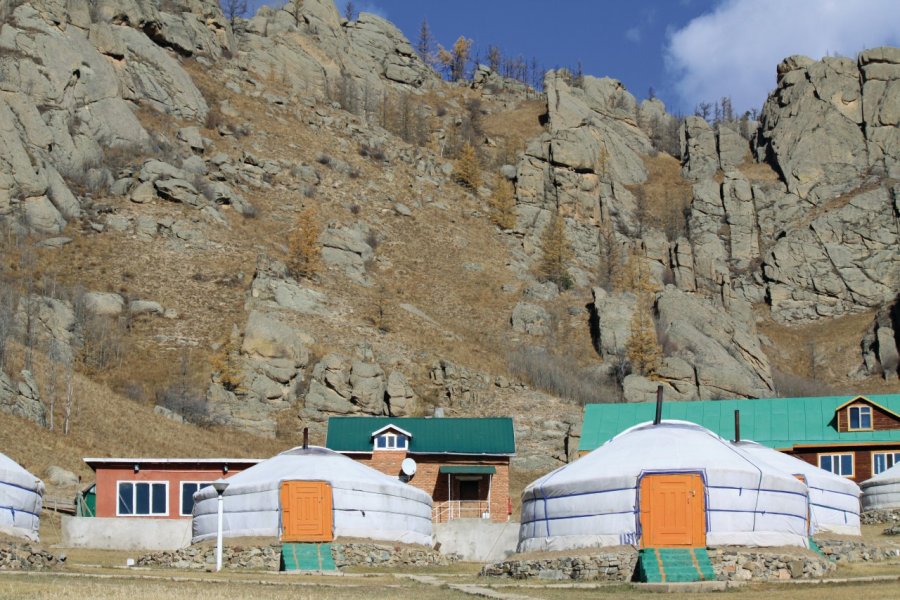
[{"left": 349, "top": 452, "right": 511, "bottom": 523}]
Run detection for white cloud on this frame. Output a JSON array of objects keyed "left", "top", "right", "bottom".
[
  {"left": 664, "top": 0, "right": 900, "bottom": 114},
  {"left": 626, "top": 27, "right": 642, "bottom": 43}
]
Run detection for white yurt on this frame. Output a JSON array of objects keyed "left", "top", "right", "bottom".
[
  {"left": 519, "top": 421, "right": 810, "bottom": 553},
  {"left": 861, "top": 462, "right": 900, "bottom": 511},
  {"left": 0, "top": 452, "right": 44, "bottom": 541},
  {"left": 734, "top": 440, "right": 861, "bottom": 535},
  {"left": 192, "top": 446, "right": 432, "bottom": 545}
]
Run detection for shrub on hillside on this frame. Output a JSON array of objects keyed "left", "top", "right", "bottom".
[{"left": 508, "top": 347, "right": 622, "bottom": 405}]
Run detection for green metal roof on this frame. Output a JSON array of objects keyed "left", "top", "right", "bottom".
[
  {"left": 326, "top": 417, "right": 516, "bottom": 455},
  {"left": 439, "top": 466, "right": 496, "bottom": 474},
  {"left": 578, "top": 394, "right": 900, "bottom": 453}
]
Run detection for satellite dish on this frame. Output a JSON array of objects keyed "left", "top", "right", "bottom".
[{"left": 401, "top": 458, "right": 417, "bottom": 477}]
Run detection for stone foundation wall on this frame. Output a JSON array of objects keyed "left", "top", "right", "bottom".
[
  {"left": 816, "top": 539, "right": 900, "bottom": 562},
  {"left": 0, "top": 540, "right": 65, "bottom": 571},
  {"left": 480, "top": 550, "right": 638, "bottom": 581},
  {"left": 709, "top": 549, "right": 834, "bottom": 581},
  {"left": 861, "top": 509, "right": 900, "bottom": 525},
  {"left": 138, "top": 541, "right": 454, "bottom": 570}
]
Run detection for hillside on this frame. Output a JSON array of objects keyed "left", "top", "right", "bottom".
[{"left": 0, "top": 0, "right": 897, "bottom": 487}]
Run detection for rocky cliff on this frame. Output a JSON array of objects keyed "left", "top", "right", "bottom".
[{"left": 0, "top": 0, "right": 897, "bottom": 473}]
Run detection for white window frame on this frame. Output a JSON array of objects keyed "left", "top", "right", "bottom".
[
  {"left": 847, "top": 404, "right": 873, "bottom": 431},
  {"left": 180, "top": 481, "right": 210, "bottom": 516},
  {"left": 818, "top": 452, "right": 855, "bottom": 478},
  {"left": 872, "top": 451, "right": 900, "bottom": 475},
  {"left": 116, "top": 480, "right": 169, "bottom": 516},
  {"left": 374, "top": 432, "right": 408, "bottom": 451}
]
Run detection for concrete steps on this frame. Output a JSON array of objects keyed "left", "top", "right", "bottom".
[{"left": 636, "top": 548, "right": 714, "bottom": 583}]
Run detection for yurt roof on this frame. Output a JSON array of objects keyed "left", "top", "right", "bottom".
[
  {"left": 862, "top": 460, "right": 900, "bottom": 486},
  {"left": 0, "top": 452, "right": 42, "bottom": 492},
  {"left": 194, "top": 446, "right": 430, "bottom": 501},
  {"left": 526, "top": 420, "right": 806, "bottom": 495},
  {"left": 734, "top": 439, "right": 860, "bottom": 495}
]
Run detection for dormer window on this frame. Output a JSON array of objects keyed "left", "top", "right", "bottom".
[
  {"left": 848, "top": 405, "right": 872, "bottom": 431},
  {"left": 375, "top": 433, "right": 408, "bottom": 450}
]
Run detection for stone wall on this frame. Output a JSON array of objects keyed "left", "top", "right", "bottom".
[
  {"left": 816, "top": 538, "right": 900, "bottom": 562},
  {"left": 138, "top": 541, "right": 454, "bottom": 570},
  {"left": 481, "top": 549, "right": 638, "bottom": 581},
  {"left": 709, "top": 548, "right": 834, "bottom": 581},
  {"left": 0, "top": 539, "right": 64, "bottom": 570},
  {"left": 861, "top": 508, "right": 900, "bottom": 525}
]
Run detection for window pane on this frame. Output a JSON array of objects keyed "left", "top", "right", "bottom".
[
  {"left": 136, "top": 483, "right": 150, "bottom": 515},
  {"left": 118, "top": 483, "right": 133, "bottom": 515},
  {"left": 376, "top": 436, "right": 386, "bottom": 448},
  {"left": 850, "top": 408, "right": 860, "bottom": 429},
  {"left": 182, "top": 483, "right": 198, "bottom": 515},
  {"left": 875, "top": 454, "right": 886, "bottom": 474},
  {"left": 861, "top": 408, "right": 872, "bottom": 429},
  {"left": 840, "top": 455, "right": 853, "bottom": 476},
  {"left": 820, "top": 456, "right": 832, "bottom": 472},
  {"left": 387, "top": 436, "right": 396, "bottom": 448},
  {"left": 397, "top": 436, "right": 407, "bottom": 449},
  {"left": 151, "top": 483, "right": 167, "bottom": 514}
]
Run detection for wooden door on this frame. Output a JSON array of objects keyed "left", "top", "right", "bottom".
[
  {"left": 280, "top": 481, "right": 333, "bottom": 542},
  {"left": 639, "top": 474, "right": 705, "bottom": 547}
]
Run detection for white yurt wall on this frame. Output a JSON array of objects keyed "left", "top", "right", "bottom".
[
  {"left": 192, "top": 447, "right": 432, "bottom": 545},
  {"left": 519, "top": 421, "right": 810, "bottom": 553},
  {"left": 0, "top": 452, "right": 44, "bottom": 541}
]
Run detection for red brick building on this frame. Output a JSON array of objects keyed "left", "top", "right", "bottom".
[
  {"left": 84, "top": 458, "right": 261, "bottom": 519},
  {"left": 325, "top": 417, "right": 515, "bottom": 523}
]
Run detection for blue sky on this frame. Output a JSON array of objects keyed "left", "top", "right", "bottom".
[{"left": 245, "top": 1, "right": 900, "bottom": 116}]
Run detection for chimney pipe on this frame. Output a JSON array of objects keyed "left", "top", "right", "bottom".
[
  {"left": 734, "top": 410, "right": 741, "bottom": 443},
  {"left": 303, "top": 427, "right": 309, "bottom": 449},
  {"left": 654, "top": 385, "right": 663, "bottom": 425}
]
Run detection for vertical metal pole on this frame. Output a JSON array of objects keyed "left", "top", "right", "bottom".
[
  {"left": 216, "top": 493, "right": 224, "bottom": 572},
  {"left": 486, "top": 473, "right": 493, "bottom": 520},
  {"left": 734, "top": 410, "right": 741, "bottom": 443},
  {"left": 654, "top": 385, "right": 663, "bottom": 425},
  {"left": 303, "top": 427, "right": 309, "bottom": 449}
]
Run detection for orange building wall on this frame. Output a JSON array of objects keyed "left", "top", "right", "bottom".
[
  {"left": 350, "top": 451, "right": 511, "bottom": 523},
  {"left": 94, "top": 465, "right": 248, "bottom": 519}
]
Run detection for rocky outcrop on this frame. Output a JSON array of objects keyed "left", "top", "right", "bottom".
[
  {"left": 0, "top": 369, "right": 46, "bottom": 426},
  {"left": 754, "top": 49, "right": 900, "bottom": 202},
  {"left": 763, "top": 184, "right": 899, "bottom": 321},
  {"left": 680, "top": 118, "right": 749, "bottom": 180},
  {"left": 858, "top": 303, "right": 900, "bottom": 380}
]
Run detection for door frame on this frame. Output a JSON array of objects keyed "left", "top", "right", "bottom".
[
  {"left": 279, "top": 480, "right": 334, "bottom": 542},
  {"left": 636, "top": 470, "right": 708, "bottom": 548}
]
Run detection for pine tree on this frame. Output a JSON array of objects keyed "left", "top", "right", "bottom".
[
  {"left": 454, "top": 142, "right": 481, "bottom": 190},
  {"left": 538, "top": 211, "right": 574, "bottom": 289},
  {"left": 287, "top": 205, "right": 322, "bottom": 278},
  {"left": 488, "top": 174, "right": 516, "bottom": 229},
  {"left": 626, "top": 292, "right": 661, "bottom": 376},
  {"left": 416, "top": 18, "right": 435, "bottom": 68}
]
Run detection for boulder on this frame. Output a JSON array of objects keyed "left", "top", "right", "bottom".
[
  {"left": 385, "top": 371, "right": 416, "bottom": 416},
  {"left": 240, "top": 310, "right": 309, "bottom": 364},
  {"left": 680, "top": 117, "right": 718, "bottom": 180},
  {"left": 320, "top": 224, "right": 375, "bottom": 284},
  {"left": 511, "top": 302, "right": 550, "bottom": 336},
  {"left": 81, "top": 292, "right": 125, "bottom": 317},
  {"left": 45, "top": 466, "right": 79, "bottom": 487},
  {"left": 0, "top": 369, "right": 45, "bottom": 427}
]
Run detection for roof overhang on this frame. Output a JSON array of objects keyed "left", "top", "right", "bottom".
[
  {"left": 336, "top": 450, "right": 514, "bottom": 457},
  {"left": 439, "top": 466, "right": 496, "bottom": 475},
  {"left": 83, "top": 457, "right": 264, "bottom": 471}
]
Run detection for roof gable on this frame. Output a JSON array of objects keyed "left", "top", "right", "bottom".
[
  {"left": 579, "top": 394, "right": 900, "bottom": 452},
  {"left": 326, "top": 417, "right": 516, "bottom": 455},
  {"left": 833, "top": 396, "right": 900, "bottom": 421},
  {"left": 370, "top": 424, "right": 413, "bottom": 438}
]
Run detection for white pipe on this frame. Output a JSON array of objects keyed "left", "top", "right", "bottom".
[{"left": 216, "top": 493, "right": 224, "bottom": 571}]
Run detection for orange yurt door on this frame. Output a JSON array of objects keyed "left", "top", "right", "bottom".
[
  {"left": 639, "top": 474, "right": 706, "bottom": 547},
  {"left": 280, "top": 481, "right": 334, "bottom": 542}
]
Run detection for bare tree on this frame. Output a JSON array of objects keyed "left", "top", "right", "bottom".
[
  {"left": 46, "top": 341, "right": 66, "bottom": 432},
  {"left": 62, "top": 353, "right": 74, "bottom": 435},
  {"left": 222, "top": 0, "right": 248, "bottom": 25},
  {"left": 289, "top": 0, "right": 303, "bottom": 25},
  {"left": 343, "top": 1, "right": 356, "bottom": 21}
]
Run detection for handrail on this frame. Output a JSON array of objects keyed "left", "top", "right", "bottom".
[{"left": 432, "top": 500, "right": 490, "bottom": 522}]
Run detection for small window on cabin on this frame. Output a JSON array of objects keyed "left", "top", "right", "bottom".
[
  {"left": 873, "top": 452, "right": 900, "bottom": 475},
  {"left": 374, "top": 433, "right": 408, "bottom": 450},
  {"left": 117, "top": 481, "right": 168, "bottom": 515},
  {"left": 818, "top": 453, "right": 854, "bottom": 477},
  {"left": 181, "top": 482, "right": 211, "bottom": 516},
  {"left": 848, "top": 405, "right": 872, "bottom": 430}
]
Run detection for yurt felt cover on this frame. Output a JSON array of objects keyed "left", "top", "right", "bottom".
[
  {"left": 0, "top": 452, "right": 44, "bottom": 541},
  {"left": 192, "top": 447, "right": 432, "bottom": 545},
  {"left": 519, "top": 421, "right": 810, "bottom": 552},
  {"left": 735, "top": 440, "right": 861, "bottom": 535},
  {"left": 861, "top": 461, "right": 900, "bottom": 510}
]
